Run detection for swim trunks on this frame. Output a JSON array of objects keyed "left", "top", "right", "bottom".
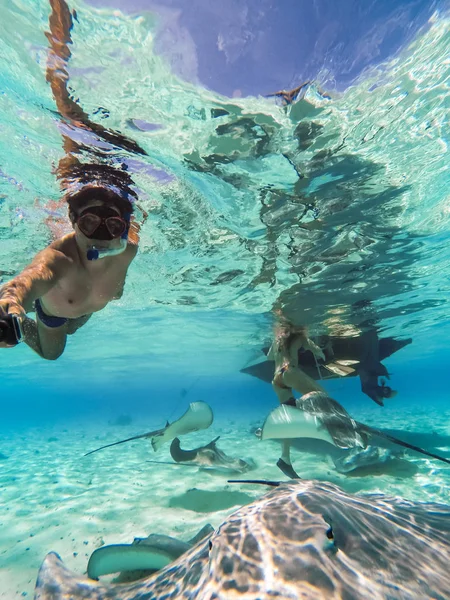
[
  {"left": 35, "top": 298, "right": 68, "bottom": 328},
  {"left": 273, "top": 365, "right": 291, "bottom": 390}
]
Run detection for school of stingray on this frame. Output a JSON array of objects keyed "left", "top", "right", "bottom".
[{"left": 34, "top": 386, "right": 450, "bottom": 599}]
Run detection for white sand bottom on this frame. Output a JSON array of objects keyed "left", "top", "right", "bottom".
[{"left": 1, "top": 405, "right": 449, "bottom": 598}]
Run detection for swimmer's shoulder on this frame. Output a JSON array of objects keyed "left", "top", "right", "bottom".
[
  {"left": 126, "top": 240, "right": 138, "bottom": 258},
  {"left": 48, "top": 233, "right": 79, "bottom": 262},
  {"left": 112, "top": 241, "right": 138, "bottom": 268},
  {"left": 27, "top": 234, "right": 77, "bottom": 277}
]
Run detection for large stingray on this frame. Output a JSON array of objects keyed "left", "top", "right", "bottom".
[
  {"left": 35, "top": 479, "right": 450, "bottom": 599},
  {"left": 84, "top": 402, "right": 214, "bottom": 457},
  {"left": 87, "top": 524, "right": 214, "bottom": 582},
  {"left": 262, "top": 392, "right": 450, "bottom": 467}
]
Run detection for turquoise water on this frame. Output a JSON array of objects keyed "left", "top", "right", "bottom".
[{"left": 0, "top": 0, "right": 450, "bottom": 597}]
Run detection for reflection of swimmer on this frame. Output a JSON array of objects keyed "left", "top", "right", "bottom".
[{"left": 269, "top": 316, "right": 326, "bottom": 479}]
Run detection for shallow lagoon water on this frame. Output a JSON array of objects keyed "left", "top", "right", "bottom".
[{"left": 0, "top": 0, "right": 450, "bottom": 597}]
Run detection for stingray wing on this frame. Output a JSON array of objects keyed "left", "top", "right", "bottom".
[
  {"left": 299, "top": 392, "right": 366, "bottom": 449},
  {"left": 299, "top": 392, "right": 353, "bottom": 422},
  {"left": 36, "top": 552, "right": 109, "bottom": 598}
]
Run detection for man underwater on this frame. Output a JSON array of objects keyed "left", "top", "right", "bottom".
[{"left": 0, "top": 183, "right": 138, "bottom": 360}]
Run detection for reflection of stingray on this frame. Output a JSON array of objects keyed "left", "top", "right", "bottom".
[{"left": 241, "top": 334, "right": 411, "bottom": 386}]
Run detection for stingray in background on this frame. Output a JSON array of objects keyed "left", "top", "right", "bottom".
[
  {"left": 86, "top": 525, "right": 214, "bottom": 582},
  {"left": 168, "top": 436, "right": 255, "bottom": 473},
  {"left": 145, "top": 437, "right": 255, "bottom": 474},
  {"left": 35, "top": 479, "right": 450, "bottom": 599},
  {"left": 261, "top": 392, "right": 450, "bottom": 475},
  {"left": 241, "top": 331, "right": 412, "bottom": 406},
  {"left": 253, "top": 427, "right": 406, "bottom": 475},
  {"left": 84, "top": 402, "right": 214, "bottom": 457}
]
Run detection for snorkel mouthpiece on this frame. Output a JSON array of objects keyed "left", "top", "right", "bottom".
[
  {"left": 86, "top": 210, "right": 131, "bottom": 261},
  {"left": 87, "top": 237, "right": 127, "bottom": 261}
]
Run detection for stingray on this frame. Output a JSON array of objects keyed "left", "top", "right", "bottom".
[
  {"left": 34, "top": 479, "right": 450, "bottom": 599},
  {"left": 331, "top": 445, "right": 400, "bottom": 474},
  {"left": 84, "top": 402, "right": 214, "bottom": 457},
  {"left": 87, "top": 524, "right": 214, "bottom": 582},
  {"left": 262, "top": 391, "right": 450, "bottom": 468},
  {"left": 164, "top": 436, "right": 255, "bottom": 474},
  {"left": 254, "top": 427, "right": 403, "bottom": 475},
  {"left": 273, "top": 427, "right": 450, "bottom": 471}
]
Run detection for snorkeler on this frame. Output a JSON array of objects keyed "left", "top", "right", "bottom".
[
  {"left": 0, "top": 0, "right": 148, "bottom": 360},
  {"left": 268, "top": 314, "right": 327, "bottom": 478},
  {"left": 0, "top": 184, "right": 138, "bottom": 360}
]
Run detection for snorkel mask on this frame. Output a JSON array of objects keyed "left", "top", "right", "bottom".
[{"left": 76, "top": 205, "right": 131, "bottom": 261}]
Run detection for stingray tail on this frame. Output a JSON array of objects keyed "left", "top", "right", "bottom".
[
  {"left": 84, "top": 430, "right": 162, "bottom": 457},
  {"left": 357, "top": 423, "right": 450, "bottom": 465},
  {"left": 228, "top": 479, "right": 281, "bottom": 487},
  {"left": 205, "top": 436, "right": 220, "bottom": 449}
]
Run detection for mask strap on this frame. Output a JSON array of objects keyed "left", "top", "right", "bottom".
[{"left": 121, "top": 212, "right": 131, "bottom": 240}]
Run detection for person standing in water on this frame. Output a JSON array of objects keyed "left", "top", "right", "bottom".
[{"left": 268, "top": 315, "right": 326, "bottom": 478}]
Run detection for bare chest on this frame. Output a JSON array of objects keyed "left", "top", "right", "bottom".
[{"left": 42, "top": 264, "right": 127, "bottom": 318}]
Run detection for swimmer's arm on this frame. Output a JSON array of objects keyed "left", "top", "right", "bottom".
[
  {"left": 0, "top": 249, "right": 72, "bottom": 314},
  {"left": 112, "top": 243, "right": 138, "bottom": 300},
  {"left": 287, "top": 336, "right": 303, "bottom": 365},
  {"left": 303, "top": 338, "right": 326, "bottom": 361},
  {"left": 289, "top": 335, "right": 325, "bottom": 363}
]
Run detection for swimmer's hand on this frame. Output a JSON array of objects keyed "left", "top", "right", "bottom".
[
  {"left": 305, "top": 338, "right": 326, "bottom": 362},
  {"left": 0, "top": 299, "right": 25, "bottom": 348},
  {"left": 0, "top": 297, "right": 25, "bottom": 318}
]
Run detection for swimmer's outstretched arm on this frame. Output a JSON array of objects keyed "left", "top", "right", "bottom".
[
  {"left": 0, "top": 248, "right": 71, "bottom": 315},
  {"left": 303, "top": 337, "right": 326, "bottom": 361},
  {"left": 288, "top": 334, "right": 325, "bottom": 363}
]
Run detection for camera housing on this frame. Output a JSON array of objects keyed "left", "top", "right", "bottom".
[{"left": 0, "top": 315, "right": 23, "bottom": 345}]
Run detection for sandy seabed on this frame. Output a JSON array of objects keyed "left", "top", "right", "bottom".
[{"left": 1, "top": 404, "right": 449, "bottom": 598}]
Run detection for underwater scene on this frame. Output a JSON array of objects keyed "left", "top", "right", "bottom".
[{"left": 0, "top": 0, "right": 449, "bottom": 597}]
